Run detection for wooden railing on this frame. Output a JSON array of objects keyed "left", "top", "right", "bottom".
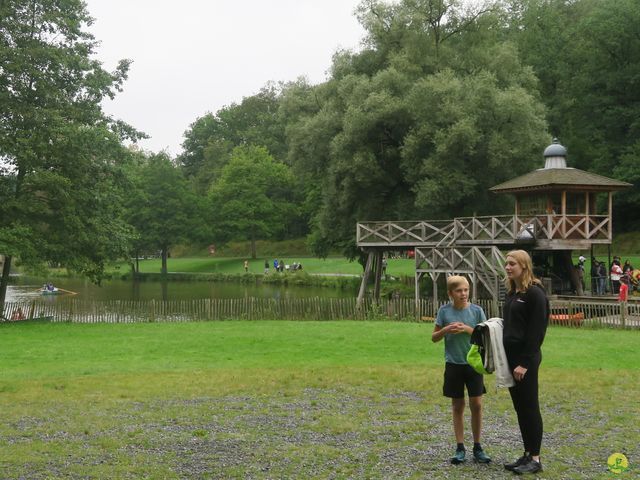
[
  {"left": 357, "top": 214, "right": 611, "bottom": 246},
  {"left": 2, "top": 297, "right": 637, "bottom": 329}
]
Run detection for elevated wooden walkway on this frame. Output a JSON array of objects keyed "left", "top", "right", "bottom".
[
  {"left": 356, "top": 214, "right": 612, "bottom": 310},
  {"left": 357, "top": 214, "right": 611, "bottom": 250}
]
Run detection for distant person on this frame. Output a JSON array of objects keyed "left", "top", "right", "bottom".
[
  {"left": 274, "top": 259, "right": 279, "bottom": 272},
  {"left": 243, "top": 260, "right": 249, "bottom": 273},
  {"left": 264, "top": 260, "right": 269, "bottom": 274},
  {"left": 432, "top": 275, "right": 491, "bottom": 466},
  {"left": 382, "top": 256, "right": 388, "bottom": 277},
  {"left": 623, "top": 260, "right": 633, "bottom": 275},
  {"left": 597, "top": 261, "right": 607, "bottom": 295},
  {"left": 619, "top": 275, "right": 629, "bottom": 320},
  {"left": 619, "top": 275, "right": 629, "bottom": 302},
  {"left": 590, "top": 258, "right": 599, "bottom": 294},
  {"left": 11, "top": 308, "right": 25, "bottom": 321},
  {"left": 611, "top": 261, "right": 623, "bottom": 295}
]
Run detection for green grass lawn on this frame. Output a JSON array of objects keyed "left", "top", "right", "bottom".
[
  {"left": 0, "top": 321, "right": 637, "bottom": 478},
  {"left": 115, "top": 256, "right": 416, "bottom": 277}
]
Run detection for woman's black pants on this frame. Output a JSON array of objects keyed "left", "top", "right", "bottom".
[{"left": 508, "top": 353, "right": 543, "bottom": 456}]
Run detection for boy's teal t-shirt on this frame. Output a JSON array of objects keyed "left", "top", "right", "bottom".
[{"left": 435, "top": 303, "right": 486, "bottom": 364}]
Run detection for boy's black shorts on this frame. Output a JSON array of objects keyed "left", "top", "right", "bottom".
[{"left": 443, "top": 362, "right": 486, "bottom": 398}]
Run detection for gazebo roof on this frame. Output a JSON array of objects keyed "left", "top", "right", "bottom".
[{"left": 490, "top": 167, "right": 632, "bottom": 193}]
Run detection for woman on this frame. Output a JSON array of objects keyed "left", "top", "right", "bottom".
[
  {"left": 611, "top": 261, "right": 623, "bottom": 295},
  {"left": 502, "top": 250, "right": 549, "bottom": 475}
]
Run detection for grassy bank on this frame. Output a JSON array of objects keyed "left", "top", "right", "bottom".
[
  {"left": 0, "top": 321, "right": 637, "bottom": 478},
  {"left": 113, "top": 256, "right": 416, "bottom": 277}
]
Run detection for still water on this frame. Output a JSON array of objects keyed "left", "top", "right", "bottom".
[{"left": 6, "top": 276, "right": 357, "bottom": 303}]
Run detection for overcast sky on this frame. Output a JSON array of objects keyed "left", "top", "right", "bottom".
[{"left": 85, "top": 0, "right": 367, "bottom": 156}]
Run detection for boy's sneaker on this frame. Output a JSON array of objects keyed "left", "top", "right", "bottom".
[
  {"left": 450, "top": 448, "right": 466, "bottom": 464},
  {"left": 473, "top": 447, "right": 491, "bottom": 463},
  {"left": 504, "top": 454, "right": 531, "bottom": 471}
]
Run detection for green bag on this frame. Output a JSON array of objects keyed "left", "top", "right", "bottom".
[{"left": 467, "top": 344, "right": 488, "bottom": 375}]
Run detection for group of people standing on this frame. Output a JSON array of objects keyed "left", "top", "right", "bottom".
[
  {"left": 432, "top": 250, "right": 548, "bottom": 475},
  {"left": 263, "top": 259, "right": 303, "bottom": 274},
  {"left": 590, "top": 255, "right": 636, "bottom": 295}
]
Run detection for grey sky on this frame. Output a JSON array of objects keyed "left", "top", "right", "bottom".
[{"left": 85, "top": 0, "right": 366, "bottom": 156}]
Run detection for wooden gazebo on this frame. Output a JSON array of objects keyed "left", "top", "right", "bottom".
[{"left": 356, "top": 139, "right": 631, "bottom": 305}]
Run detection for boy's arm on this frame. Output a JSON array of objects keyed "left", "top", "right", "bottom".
[
  {"left": 432, "top": 324, "right": 447, "bottom": 343},
  {"left": 432, "top": 323, "right": 466, "bottom": 342}
]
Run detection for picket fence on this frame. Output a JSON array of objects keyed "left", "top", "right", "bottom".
[{"left": 2, "top": 296, "right": 638, "bottom": 329}]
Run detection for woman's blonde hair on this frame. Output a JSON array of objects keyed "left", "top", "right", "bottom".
[{"left": 504, "top": 250, "right": 541, "bottom": 293}]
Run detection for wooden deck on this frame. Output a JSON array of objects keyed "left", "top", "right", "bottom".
[{"left": 357, "top": 214, "right": 611, "bottom": 249}]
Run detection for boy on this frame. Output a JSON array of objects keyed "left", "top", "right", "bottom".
[{"left": 432, "top": 275, "right": 491, "bottom": 465}]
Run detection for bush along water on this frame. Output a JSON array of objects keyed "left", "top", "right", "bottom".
[{"left": 123, "top": 270, "right": 362, "bottom": 290}]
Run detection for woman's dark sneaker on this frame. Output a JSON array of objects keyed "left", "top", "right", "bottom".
[
  {"left": 513, "top": 458, "right": 543, "bottom": 475},
  {"left": 504, "top": 454, "right": 531, "bottom": 471},
  {"left": 450, "top": 448, "right": 466, "bottom": 464},
  {"left": 473, "top": 447, "right": 491, "bottom": 463}
]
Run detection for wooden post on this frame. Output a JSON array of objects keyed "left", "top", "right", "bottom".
[
  {"left": 561, "top": 190, "right": 567, "bottom": 238},
  {"left": 432, "top": 273, "right": 439, "bottom": 317},
  {"left": 357, "top": 251, "right": 374, "bottom": 308},
  {"left": 608, "top": 192, "right": 613, "bottom": 240},
  {"left": 373, "top": 250, "right": 383, "bottom": 302},
  {"left": 585, "top": 192, "right": 590, "bottom": 238},
  {"left": 415, "top": 271, "right": 422, "bottom": 321}
]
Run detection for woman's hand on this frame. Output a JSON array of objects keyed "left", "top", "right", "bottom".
[{"left": 513, "top": 365, "right": 528, "bottom": 381}]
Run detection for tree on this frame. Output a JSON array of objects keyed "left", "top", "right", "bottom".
[
  {"left": 179, "top": 84, "right": 288, "bottom": 193},
  {"left": 0, "top": 0, "right": 144, "bottom": 311},
  {"left": 125, "top": 153, "right": 208, "bottom": 275},
  {"left": 299, "top": 0, "right": 548, "bottom": 259},
  {"left": 505, "top": 0, "right": 640, "bottom": 229},
  {"left": 209, "top": 146, "right": 298, "bottom": 258}
]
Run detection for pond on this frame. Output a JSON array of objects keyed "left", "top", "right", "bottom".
[{"left": 5, "top": 276, "right": 358, "bottom": 303}]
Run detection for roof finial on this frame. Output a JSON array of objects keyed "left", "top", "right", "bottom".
[{"left": 543, "top": 138, "right": 567, "bottom": 169}]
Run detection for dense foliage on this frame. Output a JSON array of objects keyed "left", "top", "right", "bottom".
[
  {"left": 178, "top": 0, "right": 640, "bottom": 258},
  {"left": 2, "top": 0, "right": 639, "bottom": 292},
  {"left": 0, "top": 0, "right": 144, "bottom": 307}
]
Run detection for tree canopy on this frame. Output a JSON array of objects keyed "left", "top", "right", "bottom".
[
  {"left": 180, "top": 0, "right": 639, "bottom": 257},
  {"left": 126, "top": 153, "right": 208, "bottom": 274},
  {"left": 209, "top": 146, "right": 298, "bottom": 258},
  {"left": 0, "top": 0, "right": 145, "bottom": 307}
]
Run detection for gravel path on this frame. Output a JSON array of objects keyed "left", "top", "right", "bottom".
[{"left": 2, "top": 387, "right": 635, "bottom": 479}]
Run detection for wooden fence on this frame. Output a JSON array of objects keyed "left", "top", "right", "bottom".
[{"left": 1, "top": 297, "right": 638, "bottom": 328}]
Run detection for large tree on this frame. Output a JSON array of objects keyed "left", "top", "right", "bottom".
[
  {"left": 179, "top": 83, "right": 288, "bottom": 194},
  {"left": 0, "top": 0, "right": 143, "bottom": 310},
  {"left": 506, "top": 0, "right": 640, "bottom": 228},
  {"left": 300, "top": 0, "right": 548, "bottom": 259},
  {"left": 209, "top": 146, "right": 298, "bottom": 258},
  {"left": 126, "top": 153, "right": 208, "bottom": 275}
]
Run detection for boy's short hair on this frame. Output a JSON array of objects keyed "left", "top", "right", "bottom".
[{"left": 447, "top": 275, "right": 469, "bottom": 293}]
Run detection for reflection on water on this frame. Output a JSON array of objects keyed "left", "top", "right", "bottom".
[{"left": 5, "top": 276, "right": 357, "bottom": 303}]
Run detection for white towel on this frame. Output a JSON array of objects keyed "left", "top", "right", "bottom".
[{"left": 484, "top": 318, "right": 515, "bottom": 388}]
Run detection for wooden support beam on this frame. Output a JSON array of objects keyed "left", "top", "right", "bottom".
[
  {"left": 357, "top": 251, "right": 374, "bottom": 308},
  {"left": 373, "top": 250, "right": 383, "bottom": 302},
  {"left": 432, "top": 272, "right": 440, "bottom": 316},
  {"left": 415, "top": 272, "right": 422, "bottom": 321},
  {"left": 608, "top": 192, "right": 613, "bottom": 240},
  {"left": 585, "top": 192, "right": 590, "bottom": 238}
]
